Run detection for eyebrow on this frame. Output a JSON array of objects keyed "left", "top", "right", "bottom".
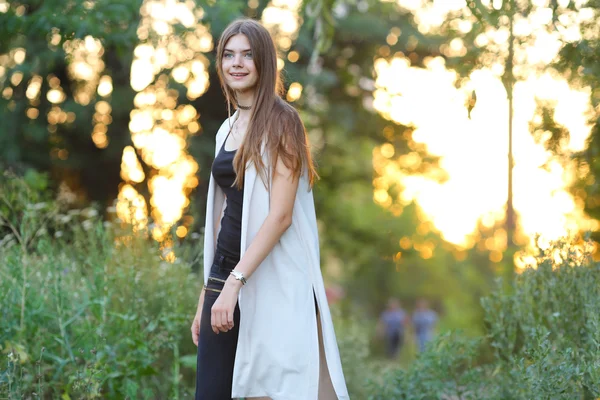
[{"left": 223, "top": 48, "right": 252, "bottom": 53}]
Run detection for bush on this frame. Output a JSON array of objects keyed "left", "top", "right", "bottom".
[
  {"left": 0, "top": 172, "right": 203, "bottom": 398},
  {"left": 367, "top": 332, "right": 487, "bottom": 400},
  {"left": 369, "top": 239, "right": 600, "bottom": 400},
  {"left": 481, "top": 239, "right": 600, "bottom": 399}
]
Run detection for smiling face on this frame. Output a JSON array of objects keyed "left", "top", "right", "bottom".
[{"left": 221, "top": 34, "right": 258, "bottom": 95}]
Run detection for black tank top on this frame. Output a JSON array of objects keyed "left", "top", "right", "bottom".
[{"left": 211, "top": 132, "right": 244, "bottom": 261}]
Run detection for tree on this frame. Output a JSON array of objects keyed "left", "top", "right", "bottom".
[{"left": 553, "top": 0, "right": 600, "bottom": 244}]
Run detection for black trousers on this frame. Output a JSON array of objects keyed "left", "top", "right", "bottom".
[{"left": 195, "top": 250, "right": 241, "bottom": 400}]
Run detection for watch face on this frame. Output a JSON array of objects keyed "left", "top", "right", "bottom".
[
  {"left": 231, "top": 270, "right": 244, "bottom": 281},
  {"left": 230, "top": 271, "right": 246, "bottom": 284}
]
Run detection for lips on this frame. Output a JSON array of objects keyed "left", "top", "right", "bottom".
[{"left": 229, "top": 72, "right": 248, "bottom": 78}]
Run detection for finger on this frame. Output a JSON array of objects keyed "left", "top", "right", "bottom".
[
  {"left": 191, "top": 321, "right": 199, "bottom": 346},
  {"left": 211, "top": 309, "right": 218, "bottom": 334},
  {"left": 227, "top": 310, "right": 234, "bottom": 329},
  {"left": 222, "top": 310, "right": 231, "bottom": 332},
  {"left": 217, "top": 311, "right": 228, "bottom": 333}
]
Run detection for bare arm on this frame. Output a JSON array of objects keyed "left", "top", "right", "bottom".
[{"left": 231, "top": 156, "right": 298, "bottom": 280}]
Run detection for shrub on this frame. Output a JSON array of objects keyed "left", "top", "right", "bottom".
[
  {"left": 369, "top": 239, "right": 600, "bottom": 400},
  {"left": 367, "top": 332, "right": 487, "bottom": 400},
  {"left": 481, "top": 239, "right": 600, "bottom": 399},
  {"left": 0, "top": 172, "right": 203, "bottom": 398}
]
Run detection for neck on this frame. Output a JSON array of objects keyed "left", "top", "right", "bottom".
[{"left": 235, "top": 89, "right": 254, "bottom": 114}]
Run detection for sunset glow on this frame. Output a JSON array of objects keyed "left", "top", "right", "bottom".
[{"left": 372, "top": 0, "right": 598, "bottom": 264}]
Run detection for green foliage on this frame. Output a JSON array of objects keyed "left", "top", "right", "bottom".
[
  {"left": 0, "top": 169, "right": 56, "bottom": 254},
  {"left": 368, "top": 332, "right": 487, "bottom": 400},
  {"left": 331, "top": 309, "right": 376, "bottom": 399},
  {"left": 482, "top": 239, "right": 600, "bottom": 399},
  {"left": 0, "top": 173, "right": 203, "bottom": 398},
  {"left": 0, "top": 0, "right": 142, "bottom": 53},
  {"left": 369, "top": 239, "right": 600, "bottom": 399}
]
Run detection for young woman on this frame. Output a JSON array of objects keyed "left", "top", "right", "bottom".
[{"left": 190, "top": 19, "right": 349, "bottom": 400}]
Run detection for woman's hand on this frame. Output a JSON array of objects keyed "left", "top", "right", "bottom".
[
  {"left": 191, "top": 289, "right": 205, "bottom": 346},
  {"left": 211, "top": 277, "right": 242, "bottom": 334},
  {"left": 191, "top": 309, "right": 202, "bottom": 346}
]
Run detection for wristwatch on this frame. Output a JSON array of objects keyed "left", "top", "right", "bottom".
[{"left": 230, "top": 270, "right": 247, "bottom": 285}]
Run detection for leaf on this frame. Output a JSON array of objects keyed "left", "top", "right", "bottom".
[{"left": 179, "top": 354, "right": 197, "bottom": 368}]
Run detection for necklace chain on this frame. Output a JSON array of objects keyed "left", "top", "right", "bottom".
[
  {"left": 231, "top": 115, "right": 245, "bottom": 139},
  {"left": 237, "top": 102, "right": 251, "bottom": 110}
]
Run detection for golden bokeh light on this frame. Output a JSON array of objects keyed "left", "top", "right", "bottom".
[
  {"left": 116, "top": 184, "right": 148, "bottom": 230},
  {"left": 262, "top": 0, "right": 302, "bottom": 53},
  {"left": 92, "top": 100, "right": 112, "bottom": 149},
  {"left": 26, "top": 108, "right": 39, "bottom": 119},
  {"left": 97, "top": 75, "right": 113, "bottom": 97},
  {"left": 47, "top": 88, "right": 66, "bottom": 104},
  {"left": 372, "top": 0, "right": 597, "bottom": 257},
  {"left": 121, "top": 146, "right": 146, "bottom": 183},
  {"left": 13, "top": 48, "right": 26, "bottom": 64},
  {"left": 286, "top": 82, "right": 303, "bottom": 102},
  {"left": 2, "top": 87, "right": 12, "bottom": 99},
  {"left": 26, "top": 75, "right": 43, "bottom": 100},
  {"left": 119, "top": 0, "right": 209, "bottom": 240},
  {"left": 10, "top": 71, "right": 23, "bottom": 86},
  {"left": 277, "top": 57, "right": 285, "bottom": 71},
  {"left": 64, "top": 36, "right": 105, "bottom": 106},
  {"left": 176, "top": 225, "right": 188, "bottom": 238},
  {"left": 287, "top": 50, "right": 300, "bottom": 63},
  {"left": 92, "top": 132, "right": 108, "bottom": 148}
]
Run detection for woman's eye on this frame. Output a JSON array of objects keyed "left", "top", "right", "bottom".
[
  {"left": 244, "top": 53, "right": 253, "bottom": 59},
  {"left": 224, "top": 53, "right": 233, "bottom": 58}
]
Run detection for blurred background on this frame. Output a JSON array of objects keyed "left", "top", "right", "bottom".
[{"left": 1, "top": 0, "right": 600, "bottom": 398}]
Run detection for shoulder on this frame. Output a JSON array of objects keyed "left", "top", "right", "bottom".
[{"left": 269, "top": 98, "right": 304, "bottom": 135}]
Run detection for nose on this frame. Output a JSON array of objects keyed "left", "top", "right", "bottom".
[{"left": 233, "top": 53, "right": 243, "bottom": 67}]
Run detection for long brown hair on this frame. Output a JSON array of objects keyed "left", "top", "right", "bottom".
[{"left": 216, "top": 18, "right": 318, "bottom": 189}]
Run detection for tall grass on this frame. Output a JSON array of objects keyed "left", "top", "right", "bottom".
[{"left": 0, "top": 172, "right": 203, "bottom": 398}]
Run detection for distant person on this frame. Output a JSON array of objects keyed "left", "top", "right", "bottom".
[
  {"left": 379, "top": 297, "right": 407, "bottom": 359},
  {"left": 412, "top": 299, "right": 438, "bottom": 352}
]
